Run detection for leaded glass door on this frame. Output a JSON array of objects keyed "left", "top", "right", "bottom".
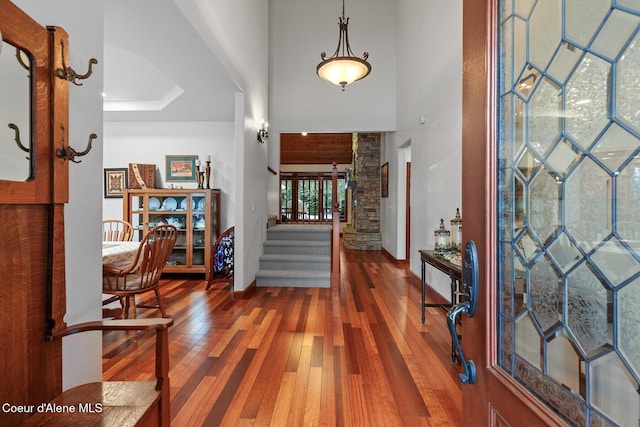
[{"left": 461, "top": 0, "right": 640, "bottom": 425}]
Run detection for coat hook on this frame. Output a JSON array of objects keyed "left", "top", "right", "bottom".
[
  {"left": 55, "top": 40, "right": 98, "bottom": 86},
  {"left": 56, "top": 124, "right": 97, "bottom": 163},
  {"left": 8, "top": 123, "right": 30, "bottom": 160}
]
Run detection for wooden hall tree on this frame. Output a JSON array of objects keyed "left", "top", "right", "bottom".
[{"left": 0, "top": 1, "right": 70, "bottom": 424}]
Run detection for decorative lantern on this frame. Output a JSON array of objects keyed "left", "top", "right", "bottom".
[
  {"left": 450, "top": 208, "right": 462, "bottom": 252},
  {"left": 434, "top": 218, "right": 451, "bottom": 255}
]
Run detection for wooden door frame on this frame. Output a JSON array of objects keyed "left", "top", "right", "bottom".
[{"left": 461, "top": 0, "right": 567, "bottom": 425}]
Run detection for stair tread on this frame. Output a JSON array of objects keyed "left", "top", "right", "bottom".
[
  {"left": 256, "top": 269, "right": 331, "bottom": 278},
  {"left": 264, "top": 240, "right": 330, "bottom": 245},
  {"left": 260, "top": 253, "right": 329, "bottom": 261}
]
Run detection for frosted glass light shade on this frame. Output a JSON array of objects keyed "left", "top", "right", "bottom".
[{"left": 317, "top": 56, "right": 371, "bottom": 89}]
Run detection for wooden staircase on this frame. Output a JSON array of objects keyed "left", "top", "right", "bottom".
[{"left": 256, "top": 224, "right": 331, "bottom": 288}]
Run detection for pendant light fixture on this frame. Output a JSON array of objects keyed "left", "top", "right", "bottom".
[{"left": 316, "top": 0, "right": 371, "bottom": 91}]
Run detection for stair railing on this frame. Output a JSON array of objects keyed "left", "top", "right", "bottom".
[{"left": 331, "top": 162, "right": 340, "bottom": 286}]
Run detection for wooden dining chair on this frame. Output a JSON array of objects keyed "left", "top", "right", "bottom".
[
  {"left": 103, "top": 224, "right": 177, "bottom": 319},
  {"left": 103, "top": 219, "right": 134, "bottom": 242},
  {"left": 206, "top": 226, "right": 234, "bottom": 290}
]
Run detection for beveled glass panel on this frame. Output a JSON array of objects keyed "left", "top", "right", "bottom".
[
  {"left": 591, "top": 9, "right": 640, "bottom": 61},
  {"left": 514, "top": 175, "right": 526, "bottom": 232},
  {"left": 565, "top": 53, "right": 612, "bottom": 150},
  {"left": 498, "top": 1, "right": 640, "bottom": 423},
  {"left": 516, "top": 148, "right": 542, "bottom": 180},
  {"left": 529, "top": 77, "right": 562, "bottom": 156},
  {"left": 547, "top": 42, "right": 582, "bottom": 84},
  {"left": 590, "top": 239, "right": 640, "bottom": 287},
  {"left": 529, "top": 255, "right": 562, "bottom": 333},
  {"left": 566, "top": 262, "right": 612, "bottom": 357},
  {"left": 515, "top": 65, "right": 539, "bottom": 99},
  {"left": 547, "top": 139, "right": 580, "bottom": 176},
  {"left": 565, "top": 158, "right": 611, "bottom": 253},
  {"left": 529, "top": 0, "right": 562, "bottom": 71},
  {"left": 515, "top": 313, "right": 542, "bottom": 368},
  {"left": 589, "top": 352, "right": 640, "bottom": 427},
  {"left": 501, "top": 17, "right": 514, "bottom": 95},
  {"left": 500, "top": 316, "right": 515, "bottom": 374},
  {"left": 514, "top": 18, "right": 528, "bottom": 91},
  {"left": 517, "top": 230, "right": 540, "bottom": 262},
  {"left": 513, "top": 97, "right": 526, "bottom": 157},
  {"left": 616, "top": 156, "right": 640, "bottom": 255},
  {"left": 547, "top": 328, "right": 583, "bottom": 396},
  {"left": 565, "top": 0, "right": 611, "bottom": 47},
  {"left": 529, "top": 168, "right": 560, "bottom": 243},
  {"left": 591, "top": 123, "right": 638, "bottom": 172},
  {"left": 618, "top": 0, "right": 640, "bottom": 10},
  {"left": 514, "top": 0, "right": 535, "bottom": 17},
  {"left": 547, "top": 232, "right": 581, "bottom": 273},
  {"left": 514, "top": 256, "right": 527, "bottom": 315},
  {"left": 501, "top": 243, "right": 514, "bottom": 316},
  {"left": 617, "top": 277, "right": 640, "bottom": 379},
  {"left": 0, "top": 41, "right": 32, "bottom": 182},
  {"left": 616, "top": 33, "right": 640, "bottom": 133}
]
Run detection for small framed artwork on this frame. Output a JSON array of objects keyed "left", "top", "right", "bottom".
[
  {"left": 381, "top": 162, "right": 389, "bottom": 198},
  {"left": 104, "top": 168, "right": 128, "bottom": 198},
  {"left": 165, "top": 155, "right": 198, "bottom": 182}
]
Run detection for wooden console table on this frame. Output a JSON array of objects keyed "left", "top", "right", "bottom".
[{"left": 419, "top": 250, "right": 462, "bottom": 324}]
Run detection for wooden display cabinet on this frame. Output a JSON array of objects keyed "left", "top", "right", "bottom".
[{"left": 123, "top": 189, "right": 221, "bottom": 277}]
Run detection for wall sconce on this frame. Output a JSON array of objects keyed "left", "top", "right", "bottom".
[{"left": 257, "top": 120, "right": 269, "bottom": 144}]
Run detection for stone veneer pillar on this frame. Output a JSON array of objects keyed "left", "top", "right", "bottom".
[{"left": 343, "top": 133, "right": 382, "bottom": 250}]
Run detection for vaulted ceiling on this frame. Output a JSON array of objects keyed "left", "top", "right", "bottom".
[{"left": 103, "top": 0, "right": 238, "bottom": 122}]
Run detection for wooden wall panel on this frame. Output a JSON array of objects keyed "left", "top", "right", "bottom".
[{"left": 280, "top": 133, "right": 353, "bottom": 165}]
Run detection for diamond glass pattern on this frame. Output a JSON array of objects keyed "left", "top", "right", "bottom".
[
  {"left": 565, "top": 0, "right": 610, "bottom": 47},
  {"left": 529, "top": 0, "right": 562, "bottom": 71},
  {"left": 498, "top": 0, "right": 640, "bottom": 423},
  {"left": 529, "top": 168, "right": 560, "bottom": 243},
  {"left": 566, "top": 262, "right": 612, "bottom": 357},
  {"left": 591, "top": 239, "right": 640, "bottom": 287},
  {"left": 529, "top": 77, "right": 562, "bottom": 156},
  {"left": 529, "top": 255, "right": 562, "bottom": 333},
  {"left": 617, "top": 277, "right": 640, "bottom": 380},
  {"left": 565, "top": 157, "right": 611, "bottom": 253},
  {"left": 617, "top": 34, "right": 640, "bottom": 133},
  {"left": 591, "top": 9, "right": 640, "bottom": 61},
  {"left": 565, "top": 53, "right": 612, "bottom": 150}
]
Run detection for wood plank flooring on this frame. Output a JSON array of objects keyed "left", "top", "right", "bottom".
[{"left": 102, "top": 244, "right": 462, "bottom": 426}]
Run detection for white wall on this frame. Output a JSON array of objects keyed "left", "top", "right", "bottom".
[
  {"left": 393, "top": 0, "right": 463, "bottom": 299},
  {"left": 15, "top": 0, "right": 104, "bottom": 389},
  {"left": 103, "top": 121, "right": 235, "bottom": 230},
  {"left": 176, "top": 0, "right": 270, "bottom": 291},
  {"left": 267, "top": 0, "right": 397, "bottom": 216}
]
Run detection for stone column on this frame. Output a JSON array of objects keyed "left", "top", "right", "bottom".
[{"left": 344, "top": 133, "right": 382, "bottom": 250}]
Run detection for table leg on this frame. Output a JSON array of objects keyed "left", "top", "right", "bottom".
[{"left": 421, "top": 259, "right": 426, "bottom": 324}]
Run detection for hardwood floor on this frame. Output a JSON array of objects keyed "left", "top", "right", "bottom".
[{"left": 102, "top": 244, "right": 462, "bottom": 426}]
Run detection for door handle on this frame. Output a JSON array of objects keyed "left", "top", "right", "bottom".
[{"left": 447, "top": 240, "right": 479, "bottom": 384}]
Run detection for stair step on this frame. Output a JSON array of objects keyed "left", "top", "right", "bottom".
[
  {"left": 259, "top": 254, "right": 330, "bottom": 270},
  {"left": 255, "top": 269, "right": 331, "bottom": 288},
  {"left": 263, "top": 240, "right": 330, "bottom": 255},
  {"left": 267, "top": 224, "right": 331, "bottom": 242}
]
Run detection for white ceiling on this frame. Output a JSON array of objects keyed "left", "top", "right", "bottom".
[{"left": 103, "top": 0, "right": 238, "bottom": 122}]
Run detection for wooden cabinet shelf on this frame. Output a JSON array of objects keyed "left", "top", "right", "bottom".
[{"left": 123, "top": 189, "right": 221, "bottom": 278}]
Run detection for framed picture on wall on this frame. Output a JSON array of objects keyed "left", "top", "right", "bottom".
[
  {"left": 104, "top": 168, "right": 128, "bottom": 198},
  {"left": 381, "top": 162, "right": 389, "bottom": 198},
  {"left": 165, "top": 155, "right": 198, "bottom": 181}
]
